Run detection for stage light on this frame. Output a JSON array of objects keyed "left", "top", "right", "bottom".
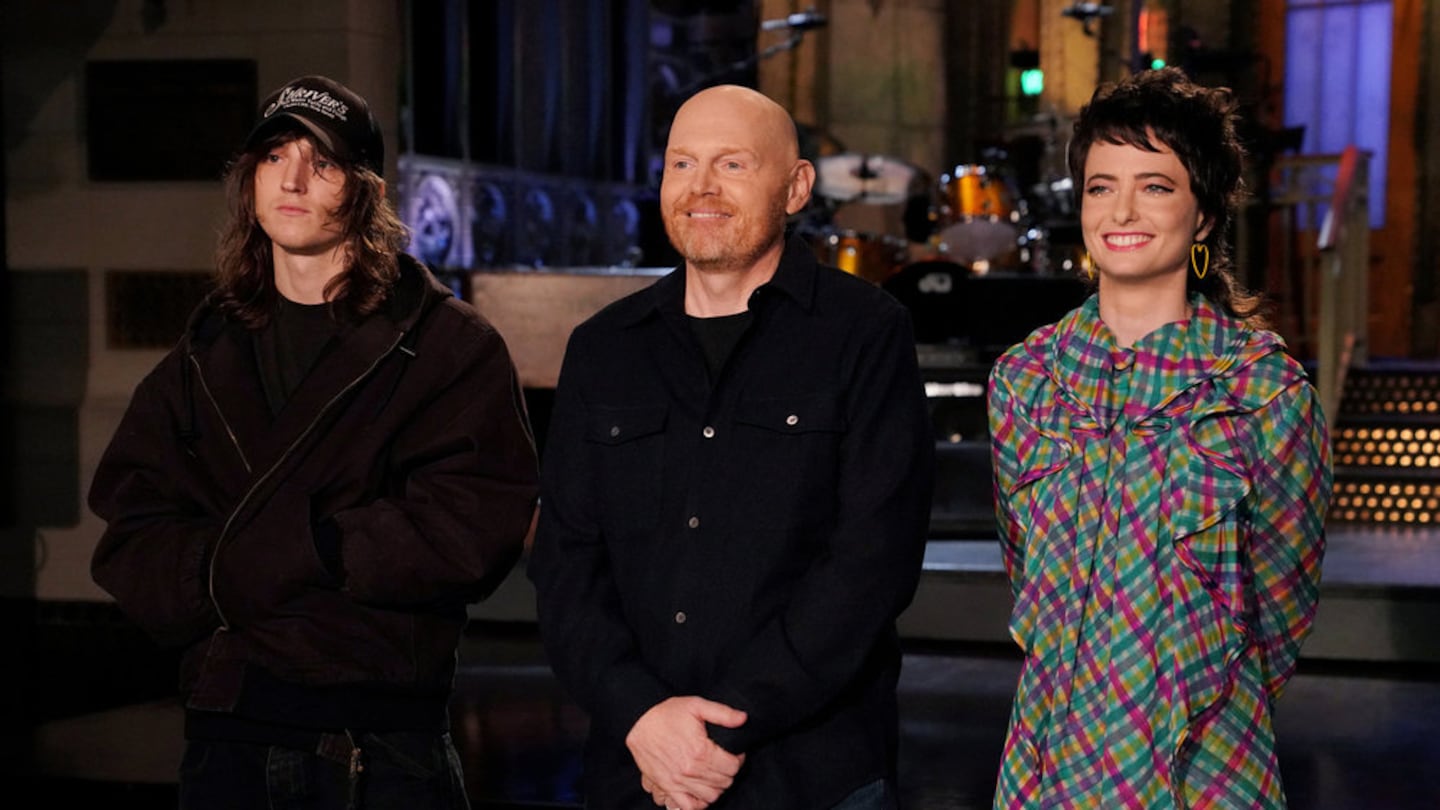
[{"left": 1020, "top": 68, "right": 1044, "bottom": 96}]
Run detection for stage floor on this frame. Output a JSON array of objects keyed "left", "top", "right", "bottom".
[
  {"left": 34, "top": 627, "right": 1440, "bottom": 809},
  {"left": 30, "top": 524, "right": 1440, "bottom": 808}
]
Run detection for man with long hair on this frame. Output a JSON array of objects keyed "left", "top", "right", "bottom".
[{"left": 89, "top": 75, "right": 539, "bottom": 809}]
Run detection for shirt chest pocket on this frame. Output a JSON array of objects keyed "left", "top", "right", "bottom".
[
  {"left": 734, "top": 393, "right": 846, "bottom": 435},
  {"left": 732, "top": 392, "right": 846, "bottom": 529},
  {"left": 585, "top": 404, "right": 668, "bottom": 533}
]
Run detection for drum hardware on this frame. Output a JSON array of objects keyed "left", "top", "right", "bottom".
[
  {"left": 1048, "top": 243, "right": 1092, "bottom": 275},
  {"left": 1029, "top": 175, "right": 1076, "bottom": 220},
  {"left": 1025, "top": 221, "right": 1089, "bottom": 276}
]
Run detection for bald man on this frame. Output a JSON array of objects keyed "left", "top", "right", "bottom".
[{"left": 529, "top": 85, "right": 934, "bottom": 810}]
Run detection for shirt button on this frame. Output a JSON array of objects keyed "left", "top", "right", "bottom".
[
  {"left": 785, "top": 414, "right": 799, "bottom": 426},
  {"left": 702, "top": 426, "right": 716, "bottom": 439},
  {"left": 675, "top": 611, "right": 687, "bottom": 624},
  {"left": 609, "top": 425, "right": 620, "bottom": 437},
  {"left": 687, "top": 516, "right": 700, "bottom": 529}
]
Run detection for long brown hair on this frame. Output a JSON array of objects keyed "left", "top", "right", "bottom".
[
  {"left": 1068, "top": 67, "right": 1269, "bottom": 329},
  {"left": 213, "top": 129, "right": 410, "bottom": 328}
]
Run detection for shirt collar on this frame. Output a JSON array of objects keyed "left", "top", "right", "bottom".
[
  {"left": 620, "top": 231, "right": 818, "bottom": 327},
  {"left": 1047, "top": 292, "right": 1281, "bottom": 424}
]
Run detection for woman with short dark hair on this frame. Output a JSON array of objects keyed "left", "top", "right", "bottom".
[{"left": 988, "top": 67, "right": 1332, "bottom": 808}]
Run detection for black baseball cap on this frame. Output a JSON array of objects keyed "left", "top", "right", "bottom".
[{"left": 244, "top": 75, "right": 385, "bottom": 175}]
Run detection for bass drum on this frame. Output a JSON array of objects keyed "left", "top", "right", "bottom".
[
  {"left": 805, "top": 229, "right": 910, "bottom": 285},
  {"left": 881, "top": 258, "right": 971, "bottom": 346}
]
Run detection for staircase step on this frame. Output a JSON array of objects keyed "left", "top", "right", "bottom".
[
  {"left": 1329, "top": 364, "right": 1440, "bottom": 526},
  {"left": 1339, "top": 365, "right": 1440, "bottom": 418},
  {"left": 1329, "top": 476, "right": 1440, "bottom": 526},
  {"left": 1332, "top": 424, "right": 1440, "bottom": 471}
]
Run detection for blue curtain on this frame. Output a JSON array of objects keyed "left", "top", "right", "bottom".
[{"left": 1284, "top": 0, "right": 1393, "bottom": 227}]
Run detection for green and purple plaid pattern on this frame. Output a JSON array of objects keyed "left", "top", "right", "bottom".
[{"left": 988, "top": 295, "right": 1332, "bottom": 808}]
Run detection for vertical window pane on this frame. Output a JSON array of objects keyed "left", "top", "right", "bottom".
[
  {"left": 1357, "top": 3, "right": 1393, "bottom": 225},
  {"left": 1316, "top": 8, "right": 1357, "bottom": 152},
  {"left": 1284, "top": 9, "right": 1320, "bottom": 150},
  {"left": 1284, "top": 0, "right": 1392, "bottom": 227}
]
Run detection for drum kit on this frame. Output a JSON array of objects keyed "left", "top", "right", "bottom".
[{"left": 797, "top": 143, "right": 1084, "bottom": 286}]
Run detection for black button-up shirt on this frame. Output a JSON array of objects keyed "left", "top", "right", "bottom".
[{"left": 529, "top": 235, "right": 934, "bottom": 808}]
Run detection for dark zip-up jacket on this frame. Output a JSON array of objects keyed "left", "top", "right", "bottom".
[
  {"left": 90, "top": 255, "right": 538, "bottom": 725},
  {"left": 528, "top": 235, "right": 935, "bottom": 808}
]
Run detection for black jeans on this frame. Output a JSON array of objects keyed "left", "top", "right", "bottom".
[{"left": 178, "top": 732, "right": 469, "bottom": 810}]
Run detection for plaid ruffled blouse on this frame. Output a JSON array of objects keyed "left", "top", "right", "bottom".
[{"left": 987, "top": 294, "right": 1332, "bottom": 808}]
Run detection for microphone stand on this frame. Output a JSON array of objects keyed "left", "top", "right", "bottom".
[{"left": 674, "top": 31, "right": 808, "bottom": 98}]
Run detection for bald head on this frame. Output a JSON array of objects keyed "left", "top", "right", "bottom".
[
  {"left": 660, "top": 85, "right": 815, "bottom": 284},
  {"left": 668, "top": 85, "right": 801, "bottom": 165}
]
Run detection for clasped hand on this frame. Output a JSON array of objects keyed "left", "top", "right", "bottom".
[{"left": 626, "top": 696, "right": 747, "bottom": 810}]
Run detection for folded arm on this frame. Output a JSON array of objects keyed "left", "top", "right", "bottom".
[{"left": 327, "top": 326, "right": 539, "bottom": 608}]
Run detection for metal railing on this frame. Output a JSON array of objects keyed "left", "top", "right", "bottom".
[{"left": 1265, "top": 147, "right": 1371, "bottom": 431}]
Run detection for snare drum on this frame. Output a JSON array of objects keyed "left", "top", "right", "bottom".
[{"left": 806, "top": 229, "right": 909, "bottom": 284}]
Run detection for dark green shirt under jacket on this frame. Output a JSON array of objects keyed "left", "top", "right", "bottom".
[{"left": 528, "top": 234, "right": 935, "bottom": 809}]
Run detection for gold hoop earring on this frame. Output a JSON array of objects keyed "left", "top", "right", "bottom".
[
  {"left": 1084, "top": 251, "right": 1094, "bottom": 279},
  {"left": 1190, "top": 243, "right": 1210, "bottom": 280}
]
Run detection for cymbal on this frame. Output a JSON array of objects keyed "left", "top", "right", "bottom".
[{"left": 814, "top": 153, "right": 921, "bottom": 205}]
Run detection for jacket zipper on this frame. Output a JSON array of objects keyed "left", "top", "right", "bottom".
[
  {"left": 197, "top": 331, "right": 409, "bottom": 630},
  {"left": 189, "top": 354, "right": 252, "bottom": 475}
]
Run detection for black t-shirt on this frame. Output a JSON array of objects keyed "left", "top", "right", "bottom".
[
  {"left": 688, "top": 310, "right": 754, "bottom": 380},
  {"left": 254, "top": 296, "right": 339, "bottom": 415}
]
